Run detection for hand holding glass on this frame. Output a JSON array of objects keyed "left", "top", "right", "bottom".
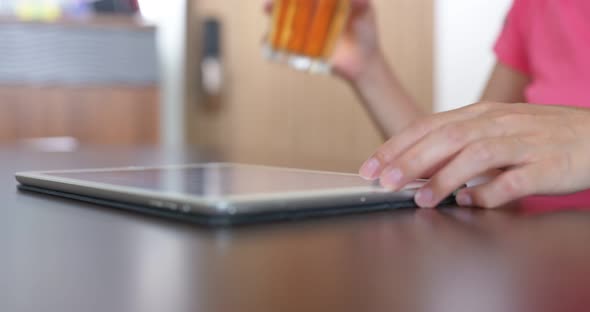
[{"left": 264, "top": 0, "right": 351, "bottom": 74}]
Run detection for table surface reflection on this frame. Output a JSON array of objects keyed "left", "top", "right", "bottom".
[{"left": 3, "top": 146, "right": 590, "bottom": 312}]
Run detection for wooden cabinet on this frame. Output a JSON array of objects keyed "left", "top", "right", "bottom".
[
  {"left": 0, "top": 85, "right": 159, "bottom": 145},
  {"left": 0, "top": 17, "right": 159, "bottom": 146},
  {"left": 187, "top": 0, "right": 434, "bottom": 172}
]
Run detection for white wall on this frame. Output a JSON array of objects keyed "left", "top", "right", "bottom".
[
  {"left": 139, "top": 0, "right": 188, "bottom": 147},
  {"left": 435, "top": 0, "right": 513, "bottom": 112}
]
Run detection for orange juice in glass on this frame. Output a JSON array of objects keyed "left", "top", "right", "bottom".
[{"left": 265, "top": 0, "right": 351, "bottom": 73}]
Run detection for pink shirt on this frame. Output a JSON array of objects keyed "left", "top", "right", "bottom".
[{"left": 493, "top": 0, "right": 590, "bottom": 212}]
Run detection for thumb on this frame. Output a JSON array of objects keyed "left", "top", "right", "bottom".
[
  {"left": 264, "top": 0, "right": 274, "bottom": 14},
  {"left": 456, "top": 164, "right": 545, "bottom": 209},
  {"left": 351, "top": 0, "right": 371, "bottom": 10}
]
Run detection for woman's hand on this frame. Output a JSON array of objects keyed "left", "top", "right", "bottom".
[
  {"left": 264, "top": 0, "right": 382, "bottom": 82},
  {"left": 359, "top": 103, "right": 590, "bottom": 208}
]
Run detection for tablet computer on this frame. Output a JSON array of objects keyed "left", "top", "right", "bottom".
[{"left": 15, "top": 163, "right": 454, "bottom": 225}]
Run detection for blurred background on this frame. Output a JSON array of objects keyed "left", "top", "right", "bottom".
[{"left": 0, "top": 0, "right": 512, "bottom": 172}]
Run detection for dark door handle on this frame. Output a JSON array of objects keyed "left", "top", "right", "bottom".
[{"left": 201, "top": 17, "right": 224, "bottom": 97}]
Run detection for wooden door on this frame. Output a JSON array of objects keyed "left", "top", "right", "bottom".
[{"left": 187, "top": 0, "right": 433, "bottom": 172}]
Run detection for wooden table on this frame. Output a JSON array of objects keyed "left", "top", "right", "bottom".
[{"left": 3, "top": 146, "right": 590, "bottom": 312}]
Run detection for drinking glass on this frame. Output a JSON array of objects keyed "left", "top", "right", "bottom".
[{"left": 264, "top": 0, "right": 351, "bottom": 74}]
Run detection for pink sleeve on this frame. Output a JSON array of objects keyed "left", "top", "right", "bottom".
[{"left": 493, "top": 0, "right": 531, "bottom": 75}]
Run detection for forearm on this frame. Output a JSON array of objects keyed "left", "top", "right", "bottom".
[{"left": 350, "top": 55, "right": 425, "bottom": 138}]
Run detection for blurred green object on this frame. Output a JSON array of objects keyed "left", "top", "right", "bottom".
[
  {"left": 1, "top": 0, "right": 137, "bottom": 21},
  {"left": 15, "top": 0, "right": 62, "bottom": 21}
]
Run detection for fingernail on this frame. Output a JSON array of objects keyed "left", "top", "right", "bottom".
[
  {"left": 359, "top": 158, "right": 381, "bottom": 180},
  {"left": 456, "top": 192, "right": 473, "bottom": 207},
  {"left": 381, "top": 168, "right": 404, "bottom": 188},
  {"left": 415, "top": 188, "right": 434, "bottom": 208}
]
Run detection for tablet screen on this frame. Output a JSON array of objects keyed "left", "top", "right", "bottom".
[{"left": 44, "top": 164, "right": 400, "bottom": 198}]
